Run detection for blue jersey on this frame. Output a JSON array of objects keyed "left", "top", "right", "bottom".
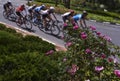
[
  {"left": 73, "top": 14, "right": 82, "bottom": 21},
  {"left": 34, "top": 6, "right": 43, "bottom": 12}
]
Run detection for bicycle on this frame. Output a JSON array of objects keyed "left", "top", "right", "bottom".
[
  {"left": 3, "top": 7, "right": 17, "bottom": 21},
  {"left": 38, "top": 20, "right": 60, "bottom": 36},
  {"left": 16, "top": 15, "right": 32, "bottom": 30}
]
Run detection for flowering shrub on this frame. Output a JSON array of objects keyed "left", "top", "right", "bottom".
[{"left": 54, "top": 25, "right": 120, "bottom": 81}]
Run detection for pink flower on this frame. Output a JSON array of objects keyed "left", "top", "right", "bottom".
[
  {"left": 108, "top": 58, "right": 113, "bottom": 62},
  {"left": 95, "top": 66, "right": 104, "bottom": 72},
  {"left": 101, "top": 54, "right": 106, "bottom": 59},
  {"left": 63, "top": 23, "right": 68, "bottom": 27},
  {"left": 85, "top": 48, "right": 92, "bottom": 54},
  {"left": 90, "top": 26, "right": 96, "bottom": 30},
  {"left": 61, "top": 36, "right": 64, "bottom": 39},
  {"left": 66, "top": 42, "right": 72, "bottom": 47},
  {"left": 103, "top": 35, "right": 112, "bottom": 42},
  {"left": 114, "top": 70, "right": 120, "bottom": 77},
  {"left": 45, "top": 50, "right": 54, "bottom": 55},
  {"left": 68, "top": 64, "right": 79, "bottom": 75},
  {"left": 96, "top": 32, "right": 101, "bottom": 36},
  {"left": 63, "top": 58, "right": 67, "bottom": 62},
  {"left": 81, "top": 32, "right": 85, "bottom": 35},
  {"left": 80, "top": 32, "right": 87, "bottom": 39},
  {"left": 73, "top": 25, "right": 79, "bottom": 30},
  {"left": 113, "top": 58, "right": 117, "bottom": 63}
]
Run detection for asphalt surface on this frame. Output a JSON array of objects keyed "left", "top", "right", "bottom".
[{"left": 0, "top": 0, "right": 120, "bottom": 47}]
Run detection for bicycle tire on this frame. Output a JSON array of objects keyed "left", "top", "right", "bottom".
[
  {"left": 3, "top": 11, "right": 8, "bottom": 19},
  {"left": 16, "top": 18, "right": 22, "bottom": 27},
  {"left": 38, "top": 22, "right": 44, "bottom": 30},
  {"left": 51, "top": 25, "right": 60, "bottom": 36},
  {"left": 62, "top": 29, "right": 71, "bottom": 42},
  {"left": 24, "top": 19, "right": 32, "bottom": 30},
  {"left": 8, "top": 13, "right": 17, "bottom": 22}
]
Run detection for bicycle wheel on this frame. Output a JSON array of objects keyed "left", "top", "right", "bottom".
[
  {"left": 51, "top": 25, "right": 60, "bottom": 36},
  {"left": 62, "top": 29, "right": 71, "bottom": 42},
  {"left": 8, "top": 13, "right": 17, "bottom": 22},
  {"left": 3, "top": 11, "right": 8, "bottom": 19},
  {"left": 26, "top": 15, "right": 32, "bottom": 21},
  {"left": 38, "top": 22, "right": 44, "bottom": 30},
  {"left": 16, "top": 18, "right": 22, "bottom": 27},
  {"left": 24, "top": 19, "right": 32, "bottom": 30}
]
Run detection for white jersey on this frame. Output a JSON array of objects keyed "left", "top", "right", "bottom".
[
  {"left": 61, "top": 12, "right": 71, "bottom": 17},
  {"left": 40, "top": 9, "right": 49, "bottom": 15},
  {"left": 28, "top": 6, "right": 33, "bottom": 10}
]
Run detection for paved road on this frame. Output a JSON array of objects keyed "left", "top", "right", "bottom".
[{"left": 0, "top": 0, "right": 120, "bottom": 47}]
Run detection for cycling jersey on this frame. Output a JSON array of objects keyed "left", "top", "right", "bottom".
[
  {"left": 16, "top": 6, "right": 25, "bottom": 12},
  {"left": 40, "top": 9, "right": 53, "bottom": 15},
  {"left": 34, "top": 6, "right": 43, "bottom": 12},
  {"left": 61, "top": 12, "right": 71, "bottom": 17},
  {"left": 28, "top": 6, "right": 33, "bottom": 10},
  {"left": 73, "top": 14, "right": 82, "bottom": 21},
  {"left": 40, "top": 9, "right": 53, "bottom": 19}
]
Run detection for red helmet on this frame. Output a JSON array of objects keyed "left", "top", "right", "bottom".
[{"left": 70, "top": 10, "right": 74, "bottom": 13}]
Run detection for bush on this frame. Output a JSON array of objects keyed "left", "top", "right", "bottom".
[
  {"left": 54, "top": 25, "right": 120, "bottom": 80},
  {"left": 0, "top": 24, "right": 55, "bottom": 54},
  {"left": 0, "top": 52, "right": 59, "bottom": 81},
  {"left": 0, "top": 24, "right": 6, "bottom": 30}
]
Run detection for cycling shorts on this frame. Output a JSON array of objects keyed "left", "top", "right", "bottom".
[{"left": 16, "top": 11, "right": 22, "bottom": 17}]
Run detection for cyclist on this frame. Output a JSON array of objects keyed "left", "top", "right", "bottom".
[
  {"left": 61, "top": 10, "right": 75, "bottom": 26},
  {"left": 72, "top": 11, "right": 88, "bottom": 28},
  {"left": 16, "top": 4, "right": 27, "bottom": 21},
  {"left": 40, "top": 6, "right": 58, "bottom": 30},
  {"left": 33, "top": 4, "right": 46, "bottom": 20},
  {"left": 28, "top": 4, "right": 37, "bottom": 18},
  {"left": 3, "top": 1, "right": 13, "bottom": 16}
]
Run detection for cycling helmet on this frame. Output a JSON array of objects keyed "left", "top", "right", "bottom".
[
  {"left": 33, "top": 4, "right": 37, "bottom": 6},
  {"left": 83, "top": 10, "right": 88, "bottom": 16},
  {"left": 69, "top": 10, "right": 74, "bottom": 13},
  {"left": 21, "top": 4, "right": 25, "bottom": 8},
  {"left": 49, "top": 6, "right": 55, "bottom": 10},
  {"left": 41, "top": 4, "right": 45, "bottom": 8},
  {"left": 7, "top": 0, "right": 11, "bottom": 4},
  {"left": 7, "top": 0, "right": 11, "bottom": 3}
]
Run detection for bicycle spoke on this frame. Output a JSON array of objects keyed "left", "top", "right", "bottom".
[
  {"left": 3, "top": 11, "right": 8, "bottom": 19},
  {"left": 16, "top": 18, "right": 22, "bottom": 27},
  {"left": 24, "top": 20, "right": 32, "bottom": 30},
  {"left": 51, "top": 25, "right": 60, "bottom": 36}
]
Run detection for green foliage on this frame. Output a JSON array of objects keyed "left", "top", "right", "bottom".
[
  {"left": 35, "top": 0, "right": 54, "bottom": 4},
  {"left": 0, "top": 24, "right": 6, "bottom": 30},
  {"left": 0, "top": 23, "right": 57, "bottom": 80},
  {"left": 0, "top": 52, "right": 59, "bottom": 81},
  {"left": 0, "top": 23, "right": 55, "bottom": 55}
]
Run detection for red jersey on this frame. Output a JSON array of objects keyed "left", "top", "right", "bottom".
[{"left": 16, "top": 6, "right": 25, "bottom": 12}]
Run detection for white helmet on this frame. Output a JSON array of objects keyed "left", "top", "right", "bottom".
[
  {"left": 49, "top": 6, "right": 55, "bottom": 10},
  {"left": 8, "top": 0, "right": 11, "bottom": 2},
  {"left": 41, "top": 4, "right": 45, "bottom": 8}
]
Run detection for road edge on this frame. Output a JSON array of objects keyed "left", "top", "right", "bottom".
[{"left": 0, "top": 22, "right": 67, "bottom": 51}]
